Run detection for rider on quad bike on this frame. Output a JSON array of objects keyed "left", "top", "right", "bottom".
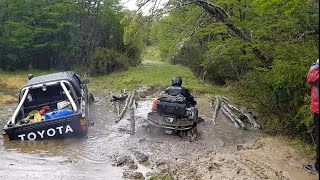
[
  {"left": 165, "top": 77, "right": 197, "bottom": 106},
  {"left": 147, "top": 76, "right": 199, "bottom": 141}
]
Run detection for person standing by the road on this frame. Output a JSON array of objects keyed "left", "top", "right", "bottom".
[{"left": 304, "top": 59, "right": 319, "bottom": 173}]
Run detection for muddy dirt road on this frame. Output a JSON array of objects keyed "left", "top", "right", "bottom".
[{"left": 0, "top": 93, "right": 318, "bottom": 180}]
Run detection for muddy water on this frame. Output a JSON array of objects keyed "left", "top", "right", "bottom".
[{"left": 0, "top": 94, "right": 261, "bottom": 179}]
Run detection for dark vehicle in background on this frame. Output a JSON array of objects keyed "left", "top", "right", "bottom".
[
  {"left": 147, "top": 93, "right": 198, "bottom": 141},
  {"left": 2, "top": 71, "right": 93, "bottom": 140}
]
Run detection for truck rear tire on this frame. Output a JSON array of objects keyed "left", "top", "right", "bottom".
[{"left": 89, "top": 93, "right": 94, "bottom": 105}]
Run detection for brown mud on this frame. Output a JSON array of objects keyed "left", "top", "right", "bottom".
[
  {"left": 0, "top": 91, "right": 317, "bottom": 180},
  {"left": 161, "top": 137, "right": 318, "bottom": 180}
]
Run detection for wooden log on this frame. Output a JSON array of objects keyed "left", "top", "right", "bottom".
[
  {"left": 221, "top": 105, "right": 240, "bottom": 128},
  {"left": 117, "top": 101, "right": 121, "bottom": 116},
  {"left": 222, "top": 104, "right": 245, "bottom": 128},
  {"left": 129, "top": 93, "right": 136, "bottom": 135},
  {"left": 221, "top": 96, "right": 231, "bottom": 103},
  {"left": 222, "top": 96, "right": 261, "bottom": 129},
  {"left": 111, "top": 94, "right": 128, "bottom": 102},
  {"left": 220, "top": 96, "right": 261, "bottom": 129},
  {"left": 212, "top": 96, "right": 220, "bottom": 125},
  {"left": 127, "top": 93, "right": 135, "bottom": 109},
  {"left": 110, "top": 90, "right": 128, "bottom": 102},
  {"left": 130, "top": 106, "right": 135, "bottom": 135},
  {"left": 221, "top": 96, "right": 241, "bottom": 113},
  {"left": 115, "top": 93, "right": 133, "bottom": 123},
  {"left": 243, "top": 112, "right": 261, "bottom": 129}
]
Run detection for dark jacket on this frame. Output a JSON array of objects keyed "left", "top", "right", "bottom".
[{"left": 165, "top": 85, "right": 196, "bottom": 105}]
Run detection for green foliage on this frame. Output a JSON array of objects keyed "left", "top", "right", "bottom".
[
  {"left": 0, "top": 0, "right": 144, "bottom": 74},
  {"left": 238, "top": 37, "right": 318, "bottom": 134},
  {"left": 150, "top": 0, "right": 319, "bottom": 137},
  {"left": 238, "top": 62, "right": 306, "bottom": 132},
  {"left": 121, "top": 12, "right": 154, "bottom": 67},
  {"left": 87, "top": 48, "right": 130, "bottom": 75},
  {"left": 0, "top": 0, "right": 79, "bottom": 70},
  {"left": 152, "top": 6, "right": 203, "bottom": 61}
]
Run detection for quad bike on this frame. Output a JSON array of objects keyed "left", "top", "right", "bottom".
[{"left": 146, "top": 93, "right": 198, "bottom": 142}]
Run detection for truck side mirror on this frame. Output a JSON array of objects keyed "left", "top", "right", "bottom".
[{"left": 27, "top": 74, "right": 33, "bottom": 80}]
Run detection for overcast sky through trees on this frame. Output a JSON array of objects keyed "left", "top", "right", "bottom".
[{"left": 121, "top": 0, "right": 168, "bottom": 15}]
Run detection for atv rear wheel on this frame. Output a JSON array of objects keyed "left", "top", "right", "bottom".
[{"left": 89, "top": 93, "right": 94, "bottom": 105}]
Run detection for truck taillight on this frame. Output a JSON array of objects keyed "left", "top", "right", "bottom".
[
  {"left": 80, "top": 118, "right": 87, "bottom": 125},
  {"left": 80, "top": 118, "right": 88, "bottom": 132},
  {"left": 2, "top": 133, "right": 9, "bottom": 140},
  {"left": 152, "top": 99, "right": 158, "bottom": 111}
]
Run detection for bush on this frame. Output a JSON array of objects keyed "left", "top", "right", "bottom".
[
  {"left": 88, "top": 48, "right": 130, "bottom": 76},
  {"left": 238, "top": 59, "right": 313, "bottom": 134},
  {"left": 124, "top": 43, "right": 142, "bottom": 67}
]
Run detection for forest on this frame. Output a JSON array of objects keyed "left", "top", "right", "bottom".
[
  {"left": 0, "top": 0, "right": 319, "bottom": 139},
  {"left": 146, "top": 0, "right": 319, "bottom": 139},
  {"left": 0, "top": 0, "right": 147, "bottom": 74}
]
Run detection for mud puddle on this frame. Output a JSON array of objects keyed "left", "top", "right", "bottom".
[{"left": 0, "top": 93, "right": 315, "bottom": 180}]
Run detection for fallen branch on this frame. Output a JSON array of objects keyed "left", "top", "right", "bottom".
[
  {"left": 211, "top": 96, "right": 220, "bottom": 125},
  {"left": 221, "top": 96, "right": 241, "bottom": 113},
  {"left": 130, "top": 106, "right": 135, "bottom": 135},
  {"left": 243, "top": 112, "right": 261, "bottom": 129},
  {"left": 211, "top": 95, "right": 261, "bottom": 129},
  {"left": 222, "top": 104, "right": 245, "bottom": 128},
  {"left": 221, "top": 105, "right": 240, "bottom": 128},
  {"left": 226, "top": 98, "right": 261, "bottom": 129},
  {"left": 116, "top": 93, "right": 133, "bottom": 123}
]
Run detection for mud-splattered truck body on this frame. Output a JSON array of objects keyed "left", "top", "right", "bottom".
[{"left": 3, "top": 71, "right": 91, "bottom": 140}]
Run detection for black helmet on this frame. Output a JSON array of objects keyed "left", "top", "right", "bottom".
[{"left": 172, "top": 76, "right": 182, "bottom": 86}]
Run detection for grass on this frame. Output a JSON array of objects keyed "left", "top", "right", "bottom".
[
  {"left": 0, "top": 93, "right": 17, "bottom": 104},
  {"left": 0, "top": 71, "right": 28, "bottom": 90},
  {"left": 141, "top": 46, "right": 161, "bottom": 61},
  {"left": 0, "top": 48, "right": 222, "bottom": 105},
  {"left": 89, "top": 47, "right": 222, "bottom": 94},
  {"left": 0, "top": 70, "right": 53, "bottom": 103},
  {"left": 0, "top": 70, "right": 53, "bottom": 90},
  {"left": 0, "top": 47, "right": 223, "bottom": 98}
]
